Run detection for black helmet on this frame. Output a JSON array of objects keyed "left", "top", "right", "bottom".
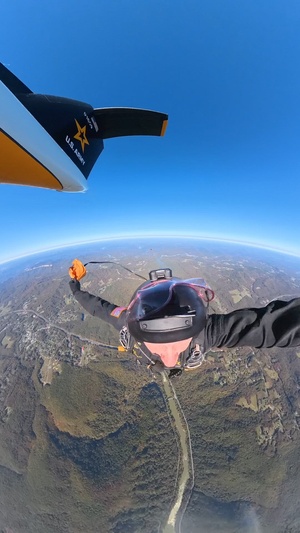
[{"left": 126, "top": 274, "right": 213, "bottom": 344}]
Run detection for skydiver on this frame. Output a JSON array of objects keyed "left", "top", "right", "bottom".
[{"left": 68, "top": 259, "right": 300, "bottom": 377}]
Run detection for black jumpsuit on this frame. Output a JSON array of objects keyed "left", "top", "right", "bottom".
[{"left": 69, "top": 279, "right": 300, "bottom": 368}]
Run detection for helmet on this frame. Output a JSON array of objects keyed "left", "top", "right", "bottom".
[{"left": 126, "top": 275, "right": 213, "bottom": 344}]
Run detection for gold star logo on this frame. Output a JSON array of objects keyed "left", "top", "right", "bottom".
[{"left": 73, "top": 119, "right": 89, "bottom": 152}]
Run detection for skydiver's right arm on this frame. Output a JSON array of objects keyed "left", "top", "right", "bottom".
[
  {"left": 204, "top": 298, "right": 300, "bottom": 350},
  {"left": 69, "top": 280, "right": 126, "bottom": 328}
]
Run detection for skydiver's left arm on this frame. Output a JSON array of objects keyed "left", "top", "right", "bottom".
[
  {"left": 204, "top": 298, "right": 300, "bottom": 350},
  {"left": 69, "top": 280, "right": 126, "bottom": 328}
]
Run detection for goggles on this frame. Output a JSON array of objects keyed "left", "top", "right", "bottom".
[{"left": 127, "top": 278, "right": 214, "bottom": 319}]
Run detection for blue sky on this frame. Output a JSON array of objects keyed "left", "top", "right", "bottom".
[{"left": 1, "top": 0, "right": 300, "bottom": 262}]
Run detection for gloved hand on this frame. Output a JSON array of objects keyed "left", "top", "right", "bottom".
[
  {"left": 148, "top": 361, "right": 165, "bottom": 374},
  {"left": 169, "top": 368, "right": 183, "bottom": 379},
  {"left": 69, "top": 259, "right": 87, "bottom": 281}
]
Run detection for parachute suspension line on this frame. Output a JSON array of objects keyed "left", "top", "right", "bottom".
[
  {"left": 135, "top": 344, "right": 155, "bottom": 365},
  {"left": 83, "top": 261, "right": 148, "bottom": 281}
]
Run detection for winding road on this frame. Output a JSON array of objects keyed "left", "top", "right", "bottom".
[{"left": 161, "top": 372, "right": 194, "bottom": 533}]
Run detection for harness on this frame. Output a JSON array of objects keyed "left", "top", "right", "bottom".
[
  {"left": 120, "top": 325, "right": 156, "bottom": 365},
  {"left": 119, "top": 325, "right": 205, "bottom": 376}
]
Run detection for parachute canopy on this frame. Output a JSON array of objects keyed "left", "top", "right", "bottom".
[{"left": 0, "top": 63, "right": 168, "bottom": 192}]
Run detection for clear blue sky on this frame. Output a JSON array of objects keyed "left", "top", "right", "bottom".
[{"left": 1, "top": 0, "right": 300, "bottom": 263}]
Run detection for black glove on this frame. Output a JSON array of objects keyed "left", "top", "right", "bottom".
[
  {"left": 149, "top": 361, "right": 165, "bottom": 374},
  {"left": 168, "top": 368, "right": 183, "bottom": 379}
]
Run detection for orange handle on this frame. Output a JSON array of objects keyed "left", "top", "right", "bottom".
[{"left": 69, "top": 259, "right": 87, "bottom": 281}]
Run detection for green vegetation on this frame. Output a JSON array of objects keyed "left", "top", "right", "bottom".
[
  {"left": 174, "top": 367, "right": 297, "bottom": 532},
  {"left": 41, "top": 363, "right": 129, "bottom": 438},
  {"left": 40, "top": 374, "right": 178, "bottom": 532},
  {"left": 0, "top": 359, "right": 180, "bottom": 532}
]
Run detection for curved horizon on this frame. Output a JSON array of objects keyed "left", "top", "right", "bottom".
[{"left": 1, "top": 233, "right": 300, "bottom": 266}]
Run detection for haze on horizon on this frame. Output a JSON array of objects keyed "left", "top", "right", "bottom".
[{"left": 2, "top": 234, "right": 300, "bottom": 267}]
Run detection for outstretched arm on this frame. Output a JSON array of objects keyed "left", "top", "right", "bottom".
[
  {"left": 69, "top": 280, "right": 126, "bottom": 329},
  {"left": 205, "top": 298, "right": 300, "bottom": 350}
]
